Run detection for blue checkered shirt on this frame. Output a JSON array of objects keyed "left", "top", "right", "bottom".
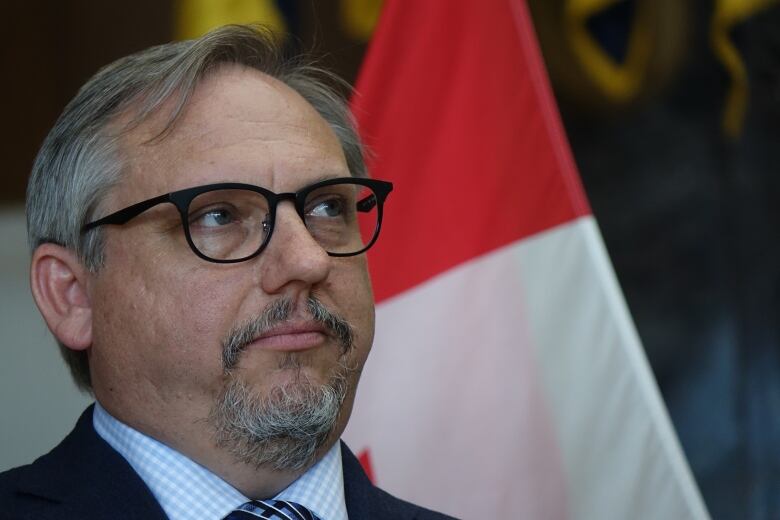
[{"left": 93, "top": 402, "right": 348, "bottom": 520}]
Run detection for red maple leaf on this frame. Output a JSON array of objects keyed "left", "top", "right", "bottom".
[{"left": 357, "top": 448, "right": 375, "bottom": 484}]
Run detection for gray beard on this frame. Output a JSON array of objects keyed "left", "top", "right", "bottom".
[
  {"left": 209, "top": 297, "right": 355, "bottom": 471},
  {"left": 209, "top": 360, "right": 351, "bottom": 471}
]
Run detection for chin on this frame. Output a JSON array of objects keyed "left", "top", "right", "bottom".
[{"left": 209, "top": 355, "right": 356, "bottom": 471}]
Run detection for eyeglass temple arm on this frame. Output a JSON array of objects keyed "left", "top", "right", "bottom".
[
  {"left": 82, "top": 194, "right": 172, "bottom": 232},
  {"left": 356, "top": 194, "right": 378, "bottom": 213},
  {"left": 356, "top": 180, "right": 393, "bottom": 213}
]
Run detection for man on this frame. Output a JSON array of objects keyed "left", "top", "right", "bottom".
[{"left": 0, "top": 25, "right": 454, "bottom": 520}]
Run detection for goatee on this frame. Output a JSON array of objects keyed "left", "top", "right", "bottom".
[{"left": 210, "top": 297, "right": 356, "bottom": 471}]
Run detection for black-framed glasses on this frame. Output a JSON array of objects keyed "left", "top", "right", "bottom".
[{"left": 82, "top": 177, "right": 393, "bottom": 263}]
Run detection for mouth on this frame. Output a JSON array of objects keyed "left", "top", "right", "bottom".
[
  {"left": 247, "top": 321, "right": 329, "bottom": 352},
  {"left": 222, "top": 297, "right": 356, "bottom": 371}
]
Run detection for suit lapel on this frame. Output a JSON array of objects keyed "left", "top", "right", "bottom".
[
  {"left": 341, "top": 441, "right": 421, "bottom": 520},
  {"left": 13, "top": 405, "right": 168, "bottom": 520}
]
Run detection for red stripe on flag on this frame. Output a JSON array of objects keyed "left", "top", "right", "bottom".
[{"left": 351, "top": 0, "right": 590, "bottom": 303}]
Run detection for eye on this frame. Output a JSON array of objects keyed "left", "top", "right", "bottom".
[
  {"left": 308, "top": 196, "right": 345, "bottom": 218},
  {"left": 191, "top": 206, "right": 237, "bottom": 228}
]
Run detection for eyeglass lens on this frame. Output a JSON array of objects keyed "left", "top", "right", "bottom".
[{"left": 186, "top": 181, "right": 380, "bottom": 261}]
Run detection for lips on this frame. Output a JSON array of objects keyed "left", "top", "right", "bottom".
[{"left": 248, "top": 321, "right": 328, "bottom": 352}]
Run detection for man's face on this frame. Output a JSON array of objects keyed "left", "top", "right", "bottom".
[{"left": 86, "top": 66, "right": 375, "bottom": 468}]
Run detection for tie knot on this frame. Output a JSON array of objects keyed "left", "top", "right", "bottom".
[{"left": 223, "top": 499, "right": 321, "bottom": 520}]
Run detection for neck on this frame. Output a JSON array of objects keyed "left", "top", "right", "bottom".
[{"left": 95, "top": 396, "right": 342, "bottom": 499}]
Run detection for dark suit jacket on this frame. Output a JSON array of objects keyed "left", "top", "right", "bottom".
[{"left": 0, "top": 406, "right": 456, "bottom": 519}]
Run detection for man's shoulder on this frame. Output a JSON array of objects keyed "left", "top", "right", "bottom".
[
  {"left": 0, "top": 462, "right": 27, "bottom": 499},
  {"left": 339, "top": 442, "right": 458, "bottom": 520},
  {"left": 0, "top": 405, "right": 166, "bottom": 519},
  {"left": 0, "top": 458, "right": 60, "bottom": 519},
  {"left": 0, "top": 411, "right": 89, "bottom": 512},
  {"left": 366, "top": 483, "right": 459, "bottom": 520},
  {"left": 0, "top": 413, "right": 83, "bottom": 517}
]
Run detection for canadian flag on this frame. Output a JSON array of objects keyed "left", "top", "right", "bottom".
[{"left": 342, "top": 1, "right": 709, "bottom": 518}]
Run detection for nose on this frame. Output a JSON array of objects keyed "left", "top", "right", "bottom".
[{"left": 258, "top": 202, "right": 331, "bottom": 295}]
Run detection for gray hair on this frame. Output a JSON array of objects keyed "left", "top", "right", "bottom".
[{"left": 25, "top": 25, "right": 367, "bottom": 392}]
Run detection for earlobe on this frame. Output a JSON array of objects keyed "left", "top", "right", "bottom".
[{"left": 30, "top": 243, "right": 93, "bottom": 351}]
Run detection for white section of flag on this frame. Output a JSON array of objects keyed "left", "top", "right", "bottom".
[{"left": 344, "top": 216, "right": 709, "bottom": 519}]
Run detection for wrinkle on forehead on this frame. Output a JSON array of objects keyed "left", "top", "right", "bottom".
[
  {"left": 135, "top": 69, "right": 318, "bottom": 141},
  {"left": 110, "top": 64, "right": 347, "bottom": 203},
  {"left": 114, "top": 63, "right": 329, "bottom": 145}
]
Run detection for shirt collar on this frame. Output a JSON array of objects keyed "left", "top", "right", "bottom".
[{"left": 93, "top": 402, "right": 348, "bottom": 520}]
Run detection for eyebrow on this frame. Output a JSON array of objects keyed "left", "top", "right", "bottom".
[{"left": 290, "top": 172, "right": 351, "bottom": 190}]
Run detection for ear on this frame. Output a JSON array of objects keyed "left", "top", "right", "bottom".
[{"left": 30, "top": 243, "right": 93, "bottom": 351}]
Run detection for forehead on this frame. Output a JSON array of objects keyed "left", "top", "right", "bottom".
[{"left": 116, "top": 65, "right": 347, "bottom": 198}]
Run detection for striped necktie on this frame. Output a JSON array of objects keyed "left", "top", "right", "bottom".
[{"left": 223, "top": 499, "right": 322, "bottom": 520}]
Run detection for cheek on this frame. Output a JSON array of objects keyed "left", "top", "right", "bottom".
[
  {"left": 334, "top": 258, "right": 376, "bottom": 362},
  {"left": 89, "top": 247, "right": 241, "bottom": 394}
]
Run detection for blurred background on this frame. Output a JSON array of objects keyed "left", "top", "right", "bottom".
[{"left": 1, "top": 1, "right": 778, "bottom": 518}]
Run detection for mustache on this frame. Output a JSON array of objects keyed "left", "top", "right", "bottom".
[{"left": 221, "top": 297, "right": 355, "bottom": 370}]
